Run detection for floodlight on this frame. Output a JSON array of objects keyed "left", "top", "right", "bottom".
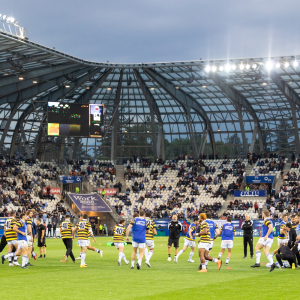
[
  {"left": 239, "top": 63, "right": 244, "bottom": 70},
  {"left": 265, "top": 61, "right": 273, "bottom": 70},
  {"left": 293, "top": 61, "right": 299, "bottom": 67},
  {"left": 275, "top": 62, "right": 280, "bottom": 68},
  {"left": 212, "top": 66, "right": 217, "bottom": 72},
  {"left": 252, "top": 64, "right": 257, "bottom": 69},
  {"left": 225, "top": 64, "right": 231, "bottom": 72},
  {"left": 231, "top": 64, "right": 236, "bottom": 70},
  {"left": 219, "top": 66, "right": 224, "bottom": 71},
  {"left": 284, "top": 62, "right": 289, "bottom": 68},
  {"left": 205, "top": 66, "right": 210, "bottom": 72},
  {"left": 246, "top": 64, "right": 250, "bottom": 69}
]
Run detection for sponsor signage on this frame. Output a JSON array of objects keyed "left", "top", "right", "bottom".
[
  {"left": 97, "top": 189, "right": 117, "bottom": 195},
  {"left": 246, "top": 175, "right": 275, "bottom": 184},
  {"left": 59, "top": 176, "right": 82, "bottom": 184},
  {"left": 68, "top": 193, "right": 112, "bottom": 212},
  {"left": 43, "top": 187, "right": 61, "bottom": 195},
  {"left": 234, "top": 190, "right": 266, "bottom": 197}
]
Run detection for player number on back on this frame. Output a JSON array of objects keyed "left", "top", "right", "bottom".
[
  {"left": 115, "top": 227, "right": 124, "bottom": 235},
  {"left": 79, "top": 222, "right": 85, "bottom": 229},
  {"left": 62, "top": 222, "right": 69, "bottom": 229}
]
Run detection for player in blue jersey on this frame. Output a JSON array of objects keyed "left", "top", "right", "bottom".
[
  {"left": 217, "top": 215, "right": 235, "bottom": 266},
  {"left": 176, "top": 217, "right": 199, "bottom": 263},
  {"left": 13, "top": 213, "right": 29, "bottom": 269},
  {"left": 126, "top": 211, "right": 149, "bottom": 270},
  {"left": 251, "top": 210, "right": 275, "bottom": 270}
]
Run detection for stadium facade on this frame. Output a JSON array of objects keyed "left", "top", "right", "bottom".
[{"left": 0, "top": 31, "right": 299, "bottom": 162}]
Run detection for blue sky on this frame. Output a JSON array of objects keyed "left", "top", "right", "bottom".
[{"left": 2, "top": 0, "right": 300, "bottom": 63}]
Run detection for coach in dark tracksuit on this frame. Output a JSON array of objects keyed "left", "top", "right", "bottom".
[
  {"left": 241, "top": 215, "right": 253, "bottom": 258},
  {"left": 167, "top": 214, "right": 183, "bottom": 260}
]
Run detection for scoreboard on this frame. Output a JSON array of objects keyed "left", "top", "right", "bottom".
[{"left": 47, "top": 102, "right": 105, "bottom": 137}]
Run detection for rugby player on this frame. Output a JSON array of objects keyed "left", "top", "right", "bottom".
[
  {"left": 60, "top": 214, "right": 76, "bottom": 263},
  {"left": 196, "top": 213, "right": 221, "bottom": 273},
  {"left": 218, "top": 215, "right": 235, "bottom": 266},
  {"left": 205, "top": 212, "right": 220, "bottom": 267},
  {"left": 26, "top": 210, "right": 37, "bottom": 265},
  {"left": 73, "top": 214, "right": 96, "bottom": 267},
  {"left": 13, "top": 213, "right": 29, "bottom": 269},
  {"left": 1, "top": 211, "right": 20, "bottom": 266},
  {"left": 251, "top": 210, "right": 275, "bottom": 270},
  {"left": 273, "top": 214, "right": 289, "bottom": 257},
  {"left": 176, "top": 216, "right": 199, "bottom": 263},
  {"left": 126, "top": 210, "right": 149, "bottom": 270},
  {"left": 144, "top": 211, "right": 157, "bottom": 267},
  {"left": 75, "top": 215, "right": 102, "bottom": 260},
  {"left": 112, "top": 219, "right": 129, "bottom": 266}
]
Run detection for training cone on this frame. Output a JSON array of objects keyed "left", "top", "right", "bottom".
[
  {"left": 99, "top": 243, "right": 101, "bottom": 245},
  {"left": 262, "top": 263, "right": 265, "bottom": 265},
  {"left": 227, "top": 267, "right": 231, "bottom": 269}
]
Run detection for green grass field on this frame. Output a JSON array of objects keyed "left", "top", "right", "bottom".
[{"left": 0, "top": 236, "right": 298, "bottom": 299}]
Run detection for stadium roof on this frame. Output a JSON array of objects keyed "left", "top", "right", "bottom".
[{"left": 0, "top": 31, "right": 299, "bottom": 161}]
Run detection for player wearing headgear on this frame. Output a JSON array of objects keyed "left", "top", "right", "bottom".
[
  {"left": 217, "top": 215, "right": 235, "bottom": 266},
  {"left": 196, "top": 213, "right": 222, "bottom": 273},
  {"left": 73, "top": 214, "right": 96, "bottom": 267},
  {"left": 144, "top": 212, "right": 157, "bottom": 267},
  {"left": 13, "top": 213, "right": 29, "bottom": 269},
  {"left": 176, "top": 216, "right": 199, "bottom": 263},
  {"left": 1, "top": 211, "right": 20, "bottom": 266},
  {"left": 251, "top": 210, "right": 275, "bottom": 269},
  {"left": 272, "top": 214, "right": 289, "bottom": 257},
  {"left": 113, "top": 219, "right": 129, "bottom": 266},
  {"left": 126, "top": 210, "right": 149, "bottom": 270}
]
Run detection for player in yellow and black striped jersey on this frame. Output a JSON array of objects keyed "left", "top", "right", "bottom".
[
  {"left": 1, "top": 211, "right": 20, "bottom": 266},
  {"left": 144, "top": 212, "right": 157, "bottom": 267},
  {"left": 60, "top": 214, "right": 76, "bottom": 263},
  {"left": 113, "top": 219, "right": 129, "bottom": 266},
  {"left": 196, "top": 213, "right": 222, "bottom": 272},
  {"left": 73, "top": 214, "right": 101, "bottom": 267}
]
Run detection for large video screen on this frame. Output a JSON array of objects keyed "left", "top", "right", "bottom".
[{"left": 47, "top": 102, "right": 105, "bottom": 137}]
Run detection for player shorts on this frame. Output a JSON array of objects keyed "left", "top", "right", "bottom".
[
  {"left": 7, "top": 240, "right": 17, "bottom": 246},
  {"left": 168, "top": 238, "right": 179, "bottom": 248},
  {"left": 38, "top": 239, "right": 46, "bottom": 248},
  {"left": 114, "top": 242, "right": 124, "bottom": 249},
  {"left": 132, "top": 241, "right": 146, "bottom": 248},
  {"left": 277, "top": 238, "right": 288, "bottom": 245},
  {"left": 146, "top": 240, "right": 155, "bottom": 249},
  {"left": 198, "top": 242, "right": 210, "bottom": 251},
  {"left": 209, "top": 241, "right": 214, "bottom": 250},
  {"left": 184, "top": 239, "right": 195, "bottom": 248},
  {"left": 257, "top": 237, "right": 273, "bottom": 248},
  {"left": 78, "top": 240, "right": 90, "bottom": 247},
  {"left": 26, "top": 235, "right": 33, "bottom": 247},
  {"left": 221, "top": 240, "right": 233, "bottom": 249},
  {"left": 17, "top": 240, "right": 28, "bottom": 249}
]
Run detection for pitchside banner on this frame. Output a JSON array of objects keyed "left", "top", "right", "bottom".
[
  {"left": 234, "top": 190, "right": 266, "bottom": 197},
  {"left": 59, "top": 176, "right": 82, "bottom": 184},
  {"left": 68, "top": 193, "right": 112, "bottom": 212},
  {"left": 97, "top": 189, "right": 117, "bottom": 195},
  {"left": 43, "top": 187, "right": 61, "bottom": 194},
  {"left": 153, "top": 219, "right": 282, "bottom": 237},
  {"left": 246, "top": 175, "right": 275, "bottom": 184}
]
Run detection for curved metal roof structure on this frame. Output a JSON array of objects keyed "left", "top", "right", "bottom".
[{"left": 0, "top": 31, "right": 299, "bottom": 161}]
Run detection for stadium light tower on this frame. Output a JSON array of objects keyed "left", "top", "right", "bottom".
[{"left": 0, "top": 13, "right": 27, "bottom": 38}]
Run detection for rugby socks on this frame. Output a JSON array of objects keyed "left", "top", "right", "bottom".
[
  {"left": 202, "top": 263, "right": 206, "bottom": 270},
  {"left": 32, "top": 251, "right": 36, "bottom": 257},
  {"left": 218, "top": 253, "right": 222, "bottom": 258},
  {"left": 212, "top": 258, "right": 218, "bottom": 263},
  {"left": 255, "top": 251, "right": 261, "bottom": 264},
  {"left": 121, "top": 252, "right": 127, "bottom": 262},
  {"left": 95, "top": 249, "right": 101, "bottom": 253},
  {"left": 205, "top": 254, "right": 210, "bottom": 266},
  {"left": 226, "top": 257, "right": 230, "bottom": 264},
  {"left": 22, "top": 255, "right": 27, "bottom": 267},
  {"left": 144, "top": 248, "right": 148, "bottom": 258},
  {"left": 266, "top": 253, "right": 273, "bottom": 264},
  {"left": 118, "top": 252, "right": 123, "bottom": 262},
  {"left": 131, "top": 260, "right": 135, "bottom": 267},
  {"left": 138, "top": 259, "right": 142, "bottom": 266},
  {"left": 189, "top": 251, "right": 194, "bottom": 261},
  {"left": 147, "top": 250, "right": 153, "bottom": 261},
  {"left": 177, "top": 250, "right": 183, "bottom": 257},
  {"left": 80, "top": 253, "right": 86, "bottom": 266}
]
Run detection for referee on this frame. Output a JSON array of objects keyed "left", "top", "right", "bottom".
[
  {"left": 167, "top": 214, "right": 183, "bottom": 262},
  {"left": 241, "top": 215, "right": 253, "bottom": 259}
]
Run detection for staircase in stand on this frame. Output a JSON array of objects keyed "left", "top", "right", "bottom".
[{"left": 115, "top": 165, "right": 126, "bottom": 193}]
